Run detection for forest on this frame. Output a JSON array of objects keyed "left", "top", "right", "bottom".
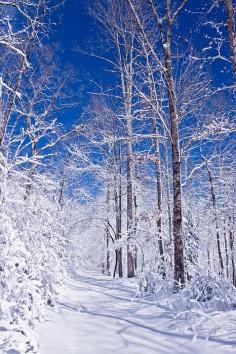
[{"left": 0, "top": 0, "right": 235, "bottom": 353}]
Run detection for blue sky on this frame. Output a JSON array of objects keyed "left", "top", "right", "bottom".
[
  {"left": 53, "top": 1, "right": 97, "bottom": 72},
  {"left": 52, "top": 0, "right": 233, "bottom": 86},
  {"left": 47, "top": 0, "right": 235, "bottom": 193},
  {"left": 50, "top": 0, "right": 234, "bottom": 129}
]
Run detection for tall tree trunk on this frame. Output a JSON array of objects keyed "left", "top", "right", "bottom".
[
  {"left": 152, "top": 116, "right": 165, "bottom": 278},
  {"left": 204, "top": 160, "right": 224, "bottom": 272},
  {"left": 164, "top": 131, "right": 173, "bottom": 245},
  {"left": 126, "top": 90, "right": 135, "bottom": 278},
  {"left": 164, "top": 2, "right": 185, "bottom": 288},
  {"left": 115, "top": 31, "right": 135, "bottom": 278},
  {"left": 229, "top": 218, "right": 236, "bottom": 286},
  {"left": 143, "top": 40, "right": 166, "bottom": 277},
  {"left": 106, "top": 177, "right": 111, "bottom": 276},
  {"left": 126, "top": 0, "right": 185, "bottom": 287},
  {"left": 223, "top": 229, "right": 229, "bottom": 278},
  {"left": 114, "top": 140, "right": 123, "bottom": 278},
  {"left": 223, "top": 210, "right": 229, "bottom": 278},
  {"left": 124, "top": 58, "right": 135, "bottom": 278},
  {"left": 117, "top": 141, "right": 123, "bottom": 277},
  {"left": 133, "top": 163, "right": 139, "bottom": 271},
  {"left": 127, "top": 125, "right": 135, "bottom": 278},
  {"left": 224, "top": 0, "right": 236, "bottom": 78}
]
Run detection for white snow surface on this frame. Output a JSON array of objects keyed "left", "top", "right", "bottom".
[{"left": 36, "top": 272, "right": 236, "bottom": 354}]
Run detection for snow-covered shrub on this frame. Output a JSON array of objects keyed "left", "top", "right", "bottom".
[
  {"left": 137, "top": 271, "right": 166, "bottom": 296},
  {"left": 160, "top": 275, "right": 236, "bottom": 340},
  {"left": 0, "top": 173, "right": 69, "bottom": 353},
  {"left": 137, "top": 269, "right": 236, "bottom": 340},
  {"left": 188, "top": 275, "right": 236, "bottom": 308},
  {"left": 0, "top": 300, "right": 38, "bottom": 354}
]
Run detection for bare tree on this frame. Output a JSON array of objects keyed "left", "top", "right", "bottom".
[
  {"left": 126, "top": 0, "right": 188, "bottom": 288},
  {"left": 224, "top": 0, "right": 236, "bottom": 78}
]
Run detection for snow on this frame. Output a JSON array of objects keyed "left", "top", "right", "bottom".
[{"left": 36, "top": 272, "right": 236, "bottom": 354}]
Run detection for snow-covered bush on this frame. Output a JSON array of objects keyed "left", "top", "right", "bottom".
[
  {"left": 137, "top": 271, "right": 167, "bottom": 296},
  {"left": 188, "top": 275, "right": 236, "bottom": 308},
  {"left": 0, "top": 173, "right": 69, "bottom": 353},
  {"left": 137, "top": 269, "right": 236, "bottom": 340},
  {"left": 0, "top": 300, "right": 38, "bottom": 354}
]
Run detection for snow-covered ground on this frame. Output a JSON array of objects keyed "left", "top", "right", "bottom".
[{"left": 36, "top": 272, "right": 236, "bottom": 354}]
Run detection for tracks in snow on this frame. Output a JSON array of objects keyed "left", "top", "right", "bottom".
[{"left": 36, "top": 272, "right": 235, "bottom": 354}]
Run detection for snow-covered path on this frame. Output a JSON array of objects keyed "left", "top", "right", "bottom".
[{"left": 36, "top": 272, "right": 236, "bottom": 354}]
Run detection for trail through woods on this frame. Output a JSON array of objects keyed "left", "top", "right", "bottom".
[{"left": 36, "top": 272, "right": 236, "bottom": 354}]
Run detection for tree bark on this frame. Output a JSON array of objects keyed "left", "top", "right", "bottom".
[
  {"left": 224, "top": 0, "right": 236, "bottom": 78},
  {"left": 114, "top": 28, "right": 135, "bottom": 278},
  {"left": 152, "top": 116, "right": 165, "bottom": 278},
  {"left": 127, "top": 127, "right": 135, "bottom": 278},
  {"left": 114, "top": 140, "right": 123, "bottom": 278},
  {"left": 204, "top": 160, "right": 224, "bottom": 272},
  {"left": 106, "top": 178, "right": 111, "bottom": 276},
  {"left": 126, "top": 0, "right": 185, "bottom": 287},
  {"left": 164, "top": 1, "right": 185, "bottom": 288},
  {"left": 229, "top": 220, "right": 236, "bottom": 286}
]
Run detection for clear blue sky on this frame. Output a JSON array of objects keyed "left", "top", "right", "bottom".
[
  {"left": 53, "top": 0, "right": 232, "bottom": 83},
  {"left": 49, "top": 0, "right": 235, "bottom": 183},
  {"left": 51, "top": 0, "right": 234, "bottom": 127},
  {"left": 53, "top": 1, "right": 98, "bottom": 71}
]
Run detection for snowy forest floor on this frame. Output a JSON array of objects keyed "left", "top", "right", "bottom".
[{"left": 36, "top": 272, "right": 236, "bottom": 354}]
